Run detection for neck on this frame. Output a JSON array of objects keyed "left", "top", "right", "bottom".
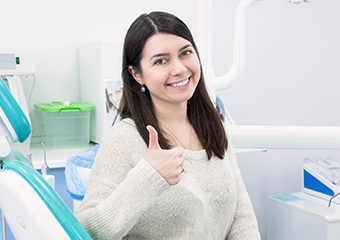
[
  {"left": 157, "top": 110, "right": 192, "bottom": 149},
  {"left": 159, "top": 120, "right": 191, "bottom": 149},
  {"left": 153, "top": 100, "right": 200, "bottom": 150},
  {"left": 154, "top": 101, "right": 188, "bottom": 125}
]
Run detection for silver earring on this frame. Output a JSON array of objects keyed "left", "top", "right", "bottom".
[{"left": 141, "top": 84, "right": 145, "bottom": 92}]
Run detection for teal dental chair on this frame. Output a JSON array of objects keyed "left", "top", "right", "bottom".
[{"left": 0, "top": 77, "right": 91, "bottom": 240}]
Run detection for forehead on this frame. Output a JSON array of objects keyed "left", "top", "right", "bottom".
[{"left": 142, "top": 33, "right": 191, "bottom": 58}]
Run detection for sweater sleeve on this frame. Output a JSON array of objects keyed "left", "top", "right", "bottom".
[
  {"left": 75, "top": 122, "right": 170, "bottom": 240},
  {"left": 225, "top": 140, "right": 262, "bottom": 240}
]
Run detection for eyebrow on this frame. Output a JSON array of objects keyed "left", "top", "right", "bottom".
[{"left": 149, "top": 44, "right": 193, "bottom": 61}]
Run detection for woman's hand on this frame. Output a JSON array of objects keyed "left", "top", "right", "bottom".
[{"left": 145, "top": 125, "right": 184, "bottom": 185}]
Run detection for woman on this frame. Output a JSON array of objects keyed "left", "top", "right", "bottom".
[{"left": 76, "top": 11, "right": 261, "bottom": 240}]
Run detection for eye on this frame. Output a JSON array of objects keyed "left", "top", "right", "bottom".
[
  {"left": 181, "top": 49, "right": 193, "bottom": 57},
  {"left": 154, "top": 58, "right": 168, "bottom": 65}
]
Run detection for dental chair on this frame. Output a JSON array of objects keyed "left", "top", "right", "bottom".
[{"left": 0, "top": 77, "right": 91, "bottom": 240}]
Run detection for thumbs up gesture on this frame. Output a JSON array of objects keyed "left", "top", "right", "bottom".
[{"left": 145, "top": 125, "right": 185, "bottom": 185}]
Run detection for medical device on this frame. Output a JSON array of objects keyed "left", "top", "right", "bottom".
[
  {"left": 199, "top": 0, "right": 312, "bottom": 93},
  {"left": 196, "top": 0, "right": 340, "bottom": 152},
  {"left": 0, "top": 76, "right": 91, "bottom": 239},
  {"left": 303, "top": 157, "right": 340, "bottom": 204},
  {"left": 0, "top": 53, "right": 34, "bottom": 158},
  {"left": 0, "top": 77, "right": 31, "bottom": 158}
]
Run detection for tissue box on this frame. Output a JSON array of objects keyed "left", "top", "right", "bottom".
[{"left": 34, "top": 102, "right": 94, "bottom": 148}]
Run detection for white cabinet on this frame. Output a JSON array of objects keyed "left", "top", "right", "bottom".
[
  {"left": 78, "top": 42, "right": 122, "bottom": 144},
  {"left": 267, "top": 192, "right": 340, "bottom": 240}
]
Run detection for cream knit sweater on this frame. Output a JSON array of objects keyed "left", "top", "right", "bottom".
[{"left": 76, "top": 118, "right": 261, "bottom": 240}]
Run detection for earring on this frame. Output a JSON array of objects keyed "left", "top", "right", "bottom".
[{"left": 141, "top": 84, "right": 145, "bottom": 92}]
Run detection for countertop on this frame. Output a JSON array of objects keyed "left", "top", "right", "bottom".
[{"left": 29, "top": 143, "right": 94, "bottom": 169}]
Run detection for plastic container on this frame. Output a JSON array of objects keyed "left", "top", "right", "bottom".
[
  {"left": 65, "top": 144, "right": 99, "bottom": 212},
  {"left": 34, "top": 102, "right": 94, "bottom": 148}
]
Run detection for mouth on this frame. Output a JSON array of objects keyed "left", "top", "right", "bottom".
[{"left": 168, "top": 78, "right": 190, "bottom": 87}]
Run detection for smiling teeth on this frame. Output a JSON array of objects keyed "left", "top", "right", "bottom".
[{"left": 170, "top": 79, "right": 189, "bottom": 87}]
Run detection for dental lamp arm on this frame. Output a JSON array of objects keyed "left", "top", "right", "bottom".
[
  {"left": 227, "top": 125, "right": 340, "bottom": 150},
  {"left": 213, "top": 0, "right": 311, "bottom": 91},
  {"left": 213, "top": 0, "right": 257, "bottom": 91}
]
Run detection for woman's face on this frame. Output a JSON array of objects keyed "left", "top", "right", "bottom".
[{"left": 133, "top": 33, "right": 201, "bottom": 109}]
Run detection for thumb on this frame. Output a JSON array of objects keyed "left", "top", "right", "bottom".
[{"left": 146, "top": 125, "right": 161, "bottom": 150}]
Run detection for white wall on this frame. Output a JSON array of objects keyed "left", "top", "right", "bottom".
[
  {"left": 0, "top": 0, "right": 199, "bottom": 104},
  {"left": 1, "top": 0, "right": 340, "bottom": 239}
]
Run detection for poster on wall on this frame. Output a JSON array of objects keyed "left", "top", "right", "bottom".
[{"left": 105, "top": 79, "right": 123, "bottom": 129}]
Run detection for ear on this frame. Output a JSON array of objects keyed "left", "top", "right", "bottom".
[{"left": 128, "top": 66, "right": 143, "bottom": 84}]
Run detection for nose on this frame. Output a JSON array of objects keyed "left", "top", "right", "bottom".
[{"left": 170, "top": 58, "right": 186, "bottom": 76}]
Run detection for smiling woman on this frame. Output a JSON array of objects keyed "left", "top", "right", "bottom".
[
  {"left": 75, "top": 11, "right": 261, "bottom": 240},
  {"left": 130, "top": 33, "right": 200, "bottom": 109}
]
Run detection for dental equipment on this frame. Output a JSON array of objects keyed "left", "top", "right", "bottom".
[
  {"left": 303, "top": 157, "right": 340, "bottom": 205},
  {"left": 0, "top": 78, "right": 30, "bottom": 158},
  {"left": 41, "top": 142, "right": 49, "bottom": 175},
  {"left": 0, "top": 77, "right": 91, "bottom": 239},
  {"left": 199, "top": 0, "right": 312, "bottom": 94},
  {"left": 199, "top": 0, "right": 340, "bottom": 209},
  {"left": 0, "top": 53, "right": 34, "bottom": 159},
  {"left": 40, "top": 141, "right": 55, "bottom": 188},
  {"left": 197, "top": 0, "right": 340, "bottom": 151}
]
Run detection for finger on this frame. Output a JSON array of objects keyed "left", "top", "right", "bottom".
[
  {"left": 175, "top": 165, "right": 184, "bottom": 174},
  {"left": 146, "top": 125, "right": 161, "bottom": 150},
  {"left": 173, "top": 146, "right": 185, "bottom": 156},
  {"left": 178, "top": 156, "right": 184, "bottom": 166}
]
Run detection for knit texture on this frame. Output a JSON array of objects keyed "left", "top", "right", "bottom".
[{"left": 76, "top": 118, "right": 261, "bottom": 240}]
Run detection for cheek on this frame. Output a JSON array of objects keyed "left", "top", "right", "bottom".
[
  {"left": 149, "top": 69, "right": 168, "bottom": 80},
  {"left": 190, "top": 57, "right": 200, "bottom": 71},
  {"left": 142, "top": 71, "right": 168, "bottom": 87},
  {"left": 192, "top": 61, "right": 201, "bottom": 79}
]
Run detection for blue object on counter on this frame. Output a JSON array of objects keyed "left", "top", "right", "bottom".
[
  {"left": 271, "top": 193, "right": 304, "bottom": 203},
  {"left": 65, "top": 144, "right": 99, "bottom": 201}
]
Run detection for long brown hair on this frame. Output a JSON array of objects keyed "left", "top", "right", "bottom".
[{"left": 119, "top": 11, "right": 228, "bottom": 159}]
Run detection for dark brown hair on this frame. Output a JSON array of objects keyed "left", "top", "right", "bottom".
[{"left": 119, "top": 11, "right": 228, "bottom": 159}]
